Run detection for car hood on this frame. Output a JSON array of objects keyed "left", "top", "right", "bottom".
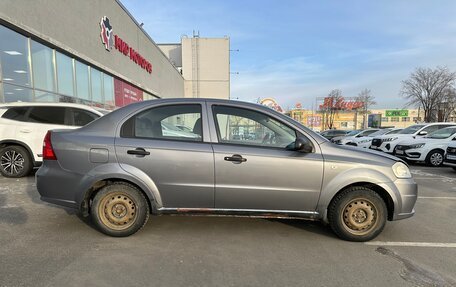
[
  {"left": 321, "top": 141, "right": 401, "bottom": 166},
  {"left": 397, "top": 137, "right": 451, "bottom": 146},
  {"left": 376, "top": 134, "right": 413, "bottom": 140}
]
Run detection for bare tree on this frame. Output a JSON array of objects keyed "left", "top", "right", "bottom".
[
  {"left": 439, "top": 87, "right": 456, "bottom": 122},
  {"left": 321, "top": 89, "right": 344, "bottom": 129},
  {"left": 355, "top": 89, "right": 376, "bottom": 129},
  {"left": 401, "top": 67, "right": 456, "bottom": 122}
]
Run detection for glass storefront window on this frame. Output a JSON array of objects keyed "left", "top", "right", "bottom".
[
  {"left": 3, "top": 83, "right": 33, "bottom": 102},
  {"left": 56, "top": 52, "right": 74, "bottom": 96},
  {"left": 0, "top": 25, "right": 31, "bottom": 88},
  {"left": 90, "top": 68, "right": 102, "bottom": 103},
  {"left": 31, "top": 40, "right": 55, "bottom": 92},
  {"left": 103, "top": 73, "right": 114, "bottom": 107},
  {"left": 75, "top": 61, "right": 89, "bottom": 100},
  {"left": 35, "top": 90, "right": 57, "bottom": 102}
]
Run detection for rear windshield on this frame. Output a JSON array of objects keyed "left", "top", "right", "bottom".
[{"left": 398, "top": 124, "right": 425, "bottom": 134}]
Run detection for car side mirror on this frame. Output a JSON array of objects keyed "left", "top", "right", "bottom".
[
  {"left": 356, "top": 134, "right": 363, "bottom": 138},
  {"left": 286, "top": 137, "right": 313, "bottom": 153},
  {"left": 418, "top": 131, "right": 428, "bottom": 136}
]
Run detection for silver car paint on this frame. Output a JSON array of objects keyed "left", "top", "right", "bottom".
[{"left": 36, "top": 98, "right": 417, "bottom": 222}]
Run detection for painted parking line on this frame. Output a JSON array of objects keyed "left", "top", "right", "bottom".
[
  {"left": 365, "top": 241, "right": 456, "bottom": 248},
  {"left": 418, "top": 196, "right": 456, "bottom": 200}
]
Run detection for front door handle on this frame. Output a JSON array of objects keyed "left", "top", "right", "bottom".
[
  {"left": 224, "top": 154, "right": 247, "bottom": 163},
  {"left": 127, "top": 148, "right": 150, "bottom": 156}
]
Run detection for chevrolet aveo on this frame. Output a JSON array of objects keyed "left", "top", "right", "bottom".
[{"left": 36, "top": 99, "right": 417, "bottom": 241}]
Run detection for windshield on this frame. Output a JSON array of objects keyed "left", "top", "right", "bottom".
[
  {"left": 347, "top": 129, "right": 362, "bottom": 136},
  {"left": 386, "top": 129, "right": 402, "bottom": 135},
  {"left": 398, "top": 124, "right": 425, "bottom": 134},
  {"left": 426, "top": 127, "right": 456, "bottom": 139}
]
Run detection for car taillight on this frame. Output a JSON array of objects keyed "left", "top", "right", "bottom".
[{"left": 43, "top": 131, "right": 57, "bottom": 160}]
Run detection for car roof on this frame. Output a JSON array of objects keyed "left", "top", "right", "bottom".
[{"left": 0, "top": 102, "right": 104, "bottom": 116}]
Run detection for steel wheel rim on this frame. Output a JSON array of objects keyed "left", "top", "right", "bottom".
[
  {"left": 341, "top": 198, "right": 378, "bottom": 236},
  {"left": 98, "top": 192, "right": 138, "bottom": 230},
  {"left": 1, "top": 150, "right": 25, "bottom": 175},
  {"left": 430, "top": 153, "right": 443, "bottom": 166}
]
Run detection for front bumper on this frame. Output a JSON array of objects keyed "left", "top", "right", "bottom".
[
  {"left": 378, "top": 178, "right": 417, "bottom": 221},
  {"left": 394, "top": 147, "right": 425, "bottom": 162},
  {"left": 370, "top": 141, "right": 397, "bottom": 153}
]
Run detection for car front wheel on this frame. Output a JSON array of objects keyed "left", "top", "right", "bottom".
[
  {"left": 91, "top": 182, "right": 150, "bottom": 237},
  {"left": 0, "top": 145, "right": 33, "bottom": 178},
  {"left": 328, "top": 186, "right": 387, "bottom": 242},
  {"left": 426, "top": 150, "right": 444, "bottom": 167}
]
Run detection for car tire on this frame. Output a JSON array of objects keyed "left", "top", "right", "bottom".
[
  {"left": 0, "top": 145, "right": 33, "bottom": 178},
  {"left": 425, "top": 150, "right": 444, "bottom": 167},
  {"left": 328, "top": 186, "right": 387, "bottom": 242},
  {"left": 91, "top": 182, "right": 150, "bottom": 237},
  {"left": 452, "top": 167, "right": 456, "bottom": 172}
]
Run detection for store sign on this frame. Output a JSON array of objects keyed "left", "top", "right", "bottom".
[
  {"left": 114, "top": 78, "right": 143, "bottom": 107},
  {"left": 100, "top": 16, "right": 153, "bottom": 74},
  {"left": 307, "top": 116, "right": 321, "bottom": 127},
  {"left": 386, "top": 110, "right": 408, "bottom": 117}
]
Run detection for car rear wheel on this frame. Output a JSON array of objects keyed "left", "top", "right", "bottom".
[
  {"left": 0, "top": 145, "right": 33, "bottom": 178},
  {"left": 91, "top": 182, "right": 149, "bottom": 237},
  {"left": 328, "top": 186, "right": 387, "bottom": 242},
  {"left": 426, "top": 150, "right": 444, "bottom": 167}
]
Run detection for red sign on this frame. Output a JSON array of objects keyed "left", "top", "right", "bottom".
[
  {"left": 100, "top": 16, "right": 153, "bottom": 74},
  {"left": 114, "top": 78, "right": 143, "bottom": 107},
  {"left": 319, "top": 97, "right": 364, "bottom": 111},
  {"left": 114, "top": 35, "right": 152, "bottom": 74}
]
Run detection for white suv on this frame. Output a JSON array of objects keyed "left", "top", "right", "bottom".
[
  {"left": 0, "top": 102, "right": 105, "bottom": 177},
  {"left": 370, "top": 123, "right": 456, "bottom": 154},
  {"left": 394, "top": 126, "right": 456, "bottom": 166}
]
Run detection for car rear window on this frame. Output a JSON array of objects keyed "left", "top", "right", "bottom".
[
  {"left": 1, "top": 107, "right": 29, "bottom": 121},
  {"left": 28, "top": 107, "right": 66, "bottom": 125}
]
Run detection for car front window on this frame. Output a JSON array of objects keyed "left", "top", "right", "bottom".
[{"left": 213, "top": 105, "right": 297, "bottom": 148}]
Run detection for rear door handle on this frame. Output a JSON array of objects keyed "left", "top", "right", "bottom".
[
  {"left": 19, "top": 129, "right": 32, "bottom": 133},
  {"left": 127, "top": 148, "right": 150, "bottom": 156},
  {"left": 224, "top": 154, "right": 247, "bottom": 163}
]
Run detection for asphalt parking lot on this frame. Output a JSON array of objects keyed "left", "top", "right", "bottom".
[{"left": 1, "top": 165, "right": 455, "bottom": 287}]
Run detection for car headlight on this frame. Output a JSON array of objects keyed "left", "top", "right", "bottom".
[
  {"left": 383, "top": 137, "right": 398, "bottom": 142},
  {"left": 392, "top": 162, "right": 412, "bottom": 179},
  {"left": 409, "top": 143, "right": 425, "bottom": 149},
  {"left": 358, "top": 139, "right": 371, "bottom": 144}
]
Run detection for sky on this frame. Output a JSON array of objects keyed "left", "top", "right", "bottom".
[{"left": 121, "top": 0, "right": 456, "bottom": 110}]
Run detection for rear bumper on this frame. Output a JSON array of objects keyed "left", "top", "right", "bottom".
[{"left": 36, "top": 161, "right": 85, "bottom": 210}]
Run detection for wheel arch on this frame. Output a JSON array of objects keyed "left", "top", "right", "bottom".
[
  {"left": 0, "top": 139, "right": 38, "bottom": 166},
  {"left": 80, "top": 177, "right": 156, "bottom": 217},
  {"left": 327, "top": 182, "right": 395, "bottom": 221}
]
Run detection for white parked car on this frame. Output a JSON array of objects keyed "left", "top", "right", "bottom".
[
  {"left": 331, "top": 128, "right": 380, "bottom": 145},
  {"left": 443, "top": 140, "right": 456, "bottom": 171},
  {"left": 345, "top": 128, "right": 402, "bottom": 149},
  {"left": 0, "top": 102, "right": 105, "bottom": 177},
  {"left": 395, "top": 126, "right": 456, "bottom": 166},
  {"left": 370, "top": 123, "right": 456, "bottom": 154}
]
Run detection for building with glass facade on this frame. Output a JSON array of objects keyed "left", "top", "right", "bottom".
[{"left": 0, "top": 0, "right": 186, "bottom": 109}]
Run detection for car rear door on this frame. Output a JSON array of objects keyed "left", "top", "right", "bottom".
[
  {"left": 114, "top": 102, "right": 215, "bottom": 208},
  {"left": 208, "top": 102, "right": 324, "bottom": 212}
]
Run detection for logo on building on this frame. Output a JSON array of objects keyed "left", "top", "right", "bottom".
[
  {"left": 99, "top": 16, "right": 153, "bottom": 74},
  {"left": 100, "top": 16, "right": 113, "bottom": 51}
]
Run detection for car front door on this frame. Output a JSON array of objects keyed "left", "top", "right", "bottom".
[
  {"left": 208, "top": 103, "right": 324, "bottom": 212},
  {"left": 115, "top": 103, "right": 214, "bottom": 208}
]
